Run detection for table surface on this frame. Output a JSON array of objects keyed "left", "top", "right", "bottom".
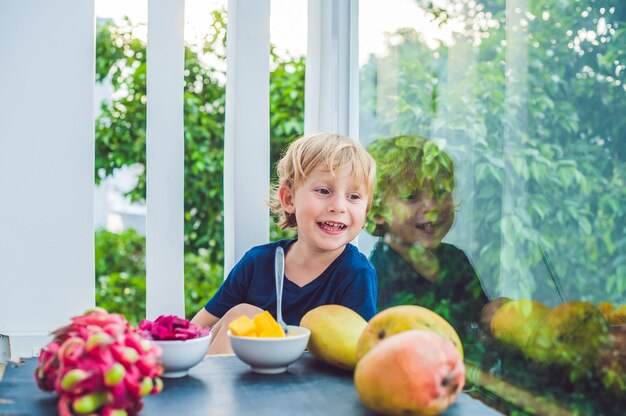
[{"left": 0, "top": 354, "right": 502, "bottom": 415}]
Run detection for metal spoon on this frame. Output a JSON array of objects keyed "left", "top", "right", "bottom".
[{"left": 274, "top": 246, "right": 289, "bottom": 334}]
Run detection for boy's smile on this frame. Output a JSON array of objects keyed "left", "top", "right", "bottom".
[
  {"left": 318, "top": 221, "right": 347, "bottom": 233},
  {"left": 415, "top": 220, "right": 444, "bottom": 235},
  {"left": 386, "top": 189, "right": 454, "bottom": 249},
  {"left": 280, "top": 165, "right": 368, "bottom": 254}
]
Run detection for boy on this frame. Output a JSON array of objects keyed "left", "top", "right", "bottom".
[
  {"left": 365, "top": 135, "right": 488, "bottom": 342},
  {"left": 192, "top": 133, "right": 377, "bottom": 354}
]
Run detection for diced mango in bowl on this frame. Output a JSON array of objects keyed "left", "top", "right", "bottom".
[{"left": 229, "top": 311, "right": 286, "bottom": 338}]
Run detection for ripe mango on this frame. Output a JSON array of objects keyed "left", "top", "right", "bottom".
[
  {"left": 300, "top": 305, "right": 367, "bottom": 370},
  {"left": 229, "top": 315, "right": 257, "bottom": 337},
  {"left": 598, "top": 301, "right": 626, "bottom": 325},
  {"left": 490, "top": 299, "right": 549, "bottom": 353},
  {"left": 356, "top": 305, "right": 463, "bottom": 361},
  {"left": 354, "top": 330, "right": 465, "bottom": 416},
  {"left": 525, "top": 301, "right": 609, "bottom": 373},
  {"left": 480, "top": 296, "right": 512, "bottom": 334}
]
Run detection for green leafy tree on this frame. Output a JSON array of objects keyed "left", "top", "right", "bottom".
[
  {"left": 95, "top": 9, "right": 304, "bottom": 262},
  {"left": 95, "top": 229, "right": 146, "bottom": 325},
  {"left": 95, "top": 13, "right": 226, "bottom": 264},
  {"left": 95, "top": 10, "right": 304, "bottom": 318},
  {"left": 95, "top": 229, "right": 224, "bottom": 322}
]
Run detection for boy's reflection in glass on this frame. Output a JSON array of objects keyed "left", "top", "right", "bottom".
[{"left": 366, "top": 135, "right": 489, "bottom": 348}]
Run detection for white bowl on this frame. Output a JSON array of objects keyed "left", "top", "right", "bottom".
[
  {"left": 228, "top": 325, "right": 310, "bottom": 374},
  {"left": 152, "top": 333, "right": 212, "bottom": 378}
]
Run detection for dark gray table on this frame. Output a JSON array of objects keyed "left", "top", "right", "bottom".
[{"left": 0, "top": 354, "right": 501, "bottom": 415}]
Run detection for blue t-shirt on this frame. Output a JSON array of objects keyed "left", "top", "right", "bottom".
[{"left": 204, "top": 239, "right": 378, "bottom": 324}]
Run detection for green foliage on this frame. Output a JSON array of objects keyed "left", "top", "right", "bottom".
[
  {"left": 95, "top": 229, "right": 225, "bottom": 324},
  {"left": 95, "top": 229, "right": 146, "bottom": 326},
  {"left": 183, "top": 249, "right": 224, "bottom": 319},
  {"left": 95, "top": 13, "right": 227, "bottom": 264},
  {"left": 95, "top": 9, "right": 305, "bottom": 261},
  {"left": 269, "top": 49, "right": 306, "bottom": 241},
  {"left": 269, "top": 49, "right": 306, "bottom": 169}
]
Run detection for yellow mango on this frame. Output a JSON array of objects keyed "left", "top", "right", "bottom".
[
  {"left": 229, "top": 311, "right": 286, "bottom": 338},
  {"left": 259, "top": 323, "right": 285, "bottom": 338},
  {"left": 611, "top": 304, "right": 626, "bottom": 325},
  {"left": 525, "top": 301, "right": 608, "bottom": 369},
  {"left": 357, "top": 305, "right": 463, "bottom": 362},
  {"left": 597, "top": 301, "right": 626, "bottom": 325},
  {"left": 598, "top": 301, "right": 613, "bottom": 320},
  {"left": 301, "top": 305, "right": 367, "bottom": 370},
  {"left": 229, "top": 315, "right": 256, "bottom": 336},
  {"left": 253, "top": 311, "right": 276, "bottom": 335},
  {"left": 491, "top": 299, "right": 549, "bottom": 353}
]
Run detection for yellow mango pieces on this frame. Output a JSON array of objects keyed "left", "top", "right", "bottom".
[
  {"left": 229, "top": 310, "right": 286, "bottom": 338},
  {"left": 229, "top": 315, "right": 256, "bottom": 336},
  {"left": 259, "top": 324, "right": 286, "bottom": 338},
  {"left": 253, "top": 311, "right": 275, "bottom": 334}
]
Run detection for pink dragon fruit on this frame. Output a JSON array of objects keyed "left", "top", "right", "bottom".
[
  {"left": 138, "top": 315, "right": 210, "bottom": 341},
  {"left": 35, "top": 307, "right": 163, "bottom": 416}
]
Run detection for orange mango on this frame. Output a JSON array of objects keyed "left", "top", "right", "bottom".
[
  {"left": 229, "top": 315, "right": 256, "bottom": 336},
  {"left": 259, "top": 324, "right": 285, "bottom": 338},
  {"left": 229, "top": 311, "right": 285, "bottom": 338},
  {"left": 253, "top": 311, "right": 275, "bottom": 335}
]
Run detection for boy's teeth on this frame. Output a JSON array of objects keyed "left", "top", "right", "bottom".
[
  {"left": 417, "top": 222, "right": 436, "bottom": 232},
  {"left": 320, "top": 221, "right": 345, "bottom": 230}
]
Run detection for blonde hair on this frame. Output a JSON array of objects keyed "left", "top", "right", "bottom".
[
  {"left": 270, "top": 133, "right": 376, "bottom": 229},
  {"left": 366, "top": 135, "right": 455, "bottom": 236}
]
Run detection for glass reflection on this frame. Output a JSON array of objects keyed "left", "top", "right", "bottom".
[
  {"left": 366, "top": 135, "right": 488, "bottom": 351},
  {"left": 359, "top": 0, "right": 625, "bottom": 412}
]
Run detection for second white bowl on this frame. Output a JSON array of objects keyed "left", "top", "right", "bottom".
[{"left": 152, "top": 333, "right": 212, "bottom": 378}]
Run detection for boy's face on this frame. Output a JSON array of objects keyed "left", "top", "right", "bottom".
[
  {"left": 384, "top": 183, "right": 454, "bottom": 249},
  {"left": 280, "top": 165, "right": 369, "bottom": 253}
]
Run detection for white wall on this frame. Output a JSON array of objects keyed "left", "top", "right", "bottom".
[{"left": 0, "top": 0, "right": 95, "bottom": 358}]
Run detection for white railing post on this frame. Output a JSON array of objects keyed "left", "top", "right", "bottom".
[
  {"left": 0, "top": 0, "right": 95, "bottom": 359},
  {"left": 146, "top": 0, "right": 186, "bottom": 318},
  {"left": 223, "top": 0, "right": 271, "bottom": 275},
  {"left": 305, "top": 0, "right": 365, "bottom": 250},
  {"left": 305, "top": 0, "right": 359, "bottom": 137}
]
